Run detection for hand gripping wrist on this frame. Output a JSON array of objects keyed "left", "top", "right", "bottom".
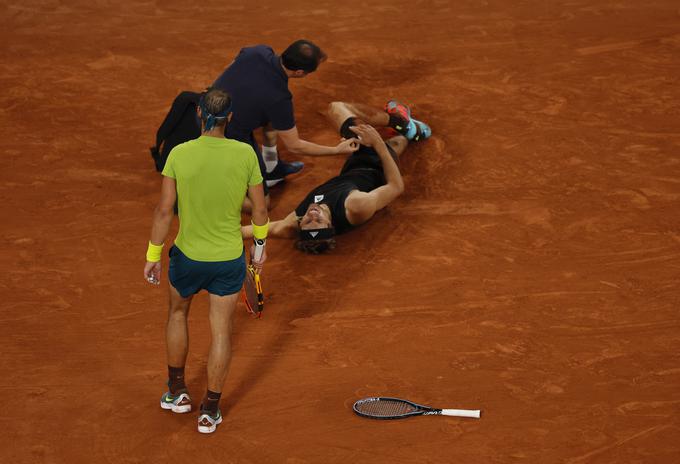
[
  {"left": 146, "top": 241, "right": 164, "bottom": 262},
  {"left": 252, "top": 219, "right": 269, "bottom": 240}
]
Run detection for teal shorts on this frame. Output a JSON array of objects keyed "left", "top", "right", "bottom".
[{"left": 168, "top": 245, "right": 245, "bottom": 298}]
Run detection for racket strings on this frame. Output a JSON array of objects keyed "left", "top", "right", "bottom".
[
  {"left": 244, "top": 275, "right": 258, "bottom": 303},
  {"left": 356, "top": 399, "right": 417, "bottom": 417},
  {"left": 243, "top": 272, "right": 259, "bottom": 312}
]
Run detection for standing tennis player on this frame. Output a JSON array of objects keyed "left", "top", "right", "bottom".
[
  {"left": 143, "top": 88, "right": 270, "bottom": 434},
  {"left": 241, "top": 100, "right": 431, "bottom": 253}
]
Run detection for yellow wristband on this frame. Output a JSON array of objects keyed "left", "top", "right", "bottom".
[
  {"left": 252, "top": 219, "right": 269, "bottom": 240},
  {"left": 146, "top": 241, "right": 164, "bottom": 262}
]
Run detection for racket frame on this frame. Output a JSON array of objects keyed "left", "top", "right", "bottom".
[
  {"left": 242, "top": 264, "right": 264, "bottom": 318},
  {"left": 352, "top": 396, "right": 481, "bottom": 420}
]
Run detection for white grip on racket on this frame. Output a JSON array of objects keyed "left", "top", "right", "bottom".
[
  {"left": 441, "top": 409, "right": 481, "bottom": 418},
  {"left": 253, "top": 240, "right": 265, "bottom": 262}
]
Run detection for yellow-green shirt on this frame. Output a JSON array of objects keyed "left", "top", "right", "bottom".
[{"left": 162, "top": 136, "right": 263, "bottom": 261}]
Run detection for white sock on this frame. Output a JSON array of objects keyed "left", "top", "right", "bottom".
[{"left": 262, "top": 145, "right": 279, "bottom": 173}]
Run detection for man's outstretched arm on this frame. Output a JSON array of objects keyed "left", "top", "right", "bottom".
[
  {"left": 277, "top": 126, "right": 358, "bottom": 156},
  {"left": 242, "top": 212, "right": 299, "bottom": 239}
]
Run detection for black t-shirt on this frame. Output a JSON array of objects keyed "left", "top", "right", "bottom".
[
  {"left": 295, "top": 159, "right": 386, "bottom": 235},
  {"left": 212, "top": 45, "right": 295, "bottom": 143}
]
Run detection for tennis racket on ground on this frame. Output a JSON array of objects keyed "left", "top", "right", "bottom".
[
  {"left": 353, "top": 397, "right": 481, "bottom": 420},
  {"left": 242, "top": 240, "right": 265, "bottom": 318}
]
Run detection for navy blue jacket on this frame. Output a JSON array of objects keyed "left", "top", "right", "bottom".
[{"left": 212, "top": 45, "right": 295, "bottom": 144}]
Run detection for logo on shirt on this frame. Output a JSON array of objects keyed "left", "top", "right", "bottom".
[
  {"left": 309, "top": 231, "right": 319, "bottom": 238},
  {"left": 314, "top": 195, "right": 324, "bottom": 203}
]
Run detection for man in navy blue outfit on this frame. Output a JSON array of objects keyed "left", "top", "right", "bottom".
[{"left": 212, "top": 40, "right": 358, "bottom": 200}]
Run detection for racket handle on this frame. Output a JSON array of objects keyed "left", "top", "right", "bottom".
[
  {"left": 253, "top": 239, "right": 265, "bottom": 262},
  {"left": 440, "top": 409, "right": 481, "bottom": 418}
]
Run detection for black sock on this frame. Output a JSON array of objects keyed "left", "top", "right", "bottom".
[
  {"left": 168, "top": 365, "right": 187, "bottom": 395},
  {"left": 201, "top": 390, "right": 221, "bottom": 415}
]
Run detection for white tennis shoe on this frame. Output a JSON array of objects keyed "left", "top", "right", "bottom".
[
  {"left": 160, "top": 391, "right": 192, "bottom": 414},
  {"left": 197, "top": 409, "right": 223, "bottom": 434}
]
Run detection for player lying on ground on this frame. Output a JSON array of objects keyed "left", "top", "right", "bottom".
[
  {"left": 144, "top": 88, "right": 269, "bottom": 434},
  {"left": 242, "top": 100, "right": 431, "bottom": 253}
]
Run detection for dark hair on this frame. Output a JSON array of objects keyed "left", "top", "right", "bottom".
[
  {"left": 295, "top": 238, "right": 336, "bottom": 254},
  {"left": 281, "top": 40, "right": 327, "bottom": 73},
  {"left": 199, "top": 87, "right": 232, "bottom": 131},
  {"left": 200, "top": 88, "right": 231, "bottom": 119}
]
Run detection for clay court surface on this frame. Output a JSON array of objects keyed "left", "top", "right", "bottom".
[{"left": 2, "top": 0, "right": 680, "bottom": 462}]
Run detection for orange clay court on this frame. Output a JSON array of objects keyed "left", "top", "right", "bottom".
[{"left": 2, "top": 1, "right": 680, "bottom": 462}]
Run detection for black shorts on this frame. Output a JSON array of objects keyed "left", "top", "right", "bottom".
[{"left": 339, "top": 117, "right": 397, "bottom": 175}]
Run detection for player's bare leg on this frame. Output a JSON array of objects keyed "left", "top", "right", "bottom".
[
  {"left": 205, "top": 292, "right": 239, "bottom": 392},
  {"left": 199, "top": 293, "right": 239, "bottom": 401},
  {"left": 328, "top": 101, "right": 409, "bottom": 162},
  {"left": 327, "top": 101, "right": 389, "bottom": 129},
  {"left": 197, "top": 292, "right": 239, "bottom": 433},
  {"left": 166, "top": 285, "right": 193, "bottom": 369},
  {"left": 160, "top": 285, "right": 193, "bottom": 414}
]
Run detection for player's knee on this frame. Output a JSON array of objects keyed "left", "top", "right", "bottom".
[
  {"left": 168, "top": 306, "right": 189, "bottom": 321},
  {"left": 327, "top": 101, "right": 345, "bottom": 116},
  {"left": 387, "top": 136, "right": 408, "bottom": 155}
]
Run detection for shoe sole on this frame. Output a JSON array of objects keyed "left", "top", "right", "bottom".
[
  {"left": 197, "top": 415, "right": 223, "bottom": 434},
  {"left": 160, "top": 401, "right": 192, "bottom": 413}
]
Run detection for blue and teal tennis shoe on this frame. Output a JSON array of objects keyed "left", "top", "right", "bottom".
[
  {"left": 160, "top": 390, "right": 192, "bottom": 413},
  {"left": 385, "top": 100, "right": 432, "bottom": 142}
]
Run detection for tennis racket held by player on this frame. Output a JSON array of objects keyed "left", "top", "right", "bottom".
[{"left": 243, "top": 239, "right": 265, "bottom": 317}]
